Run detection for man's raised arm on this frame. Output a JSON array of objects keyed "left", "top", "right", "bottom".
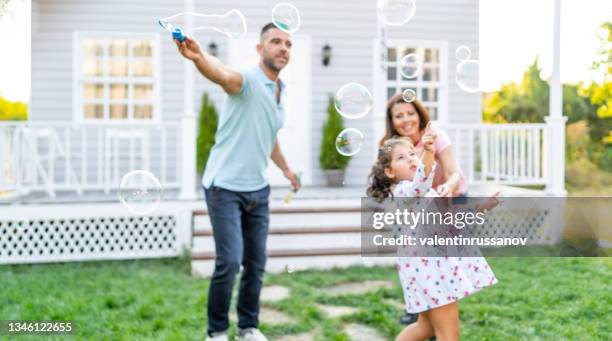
[{"left": 175, "top": 36, "right": 243, "bottom": 95}]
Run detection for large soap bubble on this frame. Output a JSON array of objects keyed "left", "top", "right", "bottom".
[
  {"left": 272, "top": 3, "right": 301, "bottom": 33},
  {"left": 159, "top": 10, "right": 247, "bottom": 39},
  {"left": 334, "top": 83, "right": 373, "bottom": 119},
  {"left": 336, "top": 128, "right": 365, "bottom": 156},
  {"left": 455, "top": 45, "right": 481, "bottom": 93},
  {"left": 377, "top": 0, "right": 416, "bottom": 26},
  {"left": 118, "top": 170, "right": 163, "bottom": 215},
  {"left": 400, "top": 53, "right": 423, "bottom": 79},
  {"left": 455, "top": 45, "right": 471, "bottom": 61}
]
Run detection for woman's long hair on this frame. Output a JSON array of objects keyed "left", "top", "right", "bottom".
[
  {"left": 378, "top": 93, "right": 431, "bottom": 146},
  {"left": 367, "top": 138, "right": 414, "bottom": 201}
]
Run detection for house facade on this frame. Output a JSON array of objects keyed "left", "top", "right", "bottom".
[
  {"left": 28, "top": 0, "right": 480, "bottom": 189},
  {"left": 1, "top": 0, "right": 570, "bottom": 269}
]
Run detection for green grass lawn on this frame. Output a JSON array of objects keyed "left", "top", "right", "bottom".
[{"left": 1, "top": 257, "right": 610, "bottom": 340}]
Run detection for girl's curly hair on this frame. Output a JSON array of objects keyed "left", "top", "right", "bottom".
[{"left": 367, "top": 138, "right": 414, "bottom": 201}]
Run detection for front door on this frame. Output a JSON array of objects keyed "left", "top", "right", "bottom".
[{"left": 228, "top": 35, "right": 312, "bottom": 186}]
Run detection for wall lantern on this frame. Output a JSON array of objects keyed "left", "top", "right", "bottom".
[
  {"left": 322, "top": 43, "right": 332, "bottom": 66},
  {"left": 207, "top": 41, "right": 218, "bottom": 57}
]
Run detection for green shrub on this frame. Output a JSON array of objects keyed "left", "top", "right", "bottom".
[
  {"left": 319, "top": 95, "right": 350, "bottom": 170},
  {"left": 566, "top": 121, "right": 589, "bottom": 162},
  {"left": 196, "top": 93, "right": 218, "bottom": 175},
  {"left": 588, "top": 142, "right": 612, "bottom": 172}
]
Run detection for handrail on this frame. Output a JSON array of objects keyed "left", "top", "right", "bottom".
[{"left": 0, "top": 122, "right": 182, "bottom": 199}]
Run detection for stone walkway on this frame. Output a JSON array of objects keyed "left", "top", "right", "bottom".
[
  {"left": 274, "top": 331, "right": 318, "bottom": 341},
  {"left": 344, "top": 323, "right": 386, "bottom": 340},
  {"left": 229, "top": 306, "right": 295, "bottom": 326},
  {"left": 316, "top": 304, "right": 359, "bottom": 318},
  {"left": 261, "top": 285, "right": 291, "bottom": 302},
  {"left": 251, "top": 282, "right": 395, "bottom": 340},
  {"left": 324, "top": 280, "right": 394, "bottom": 296}
]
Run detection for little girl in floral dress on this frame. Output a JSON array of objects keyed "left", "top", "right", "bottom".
[{"left": 367, "top": 130, "right": 498, "bottom": 341}]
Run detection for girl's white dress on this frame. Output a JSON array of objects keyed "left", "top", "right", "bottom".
[{"left": 392, "top": 161, "right": 498, "bottom": 313}]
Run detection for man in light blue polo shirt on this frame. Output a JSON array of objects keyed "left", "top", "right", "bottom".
[{"left": 175, "top": 23, "right": 300, "bottom": 341}]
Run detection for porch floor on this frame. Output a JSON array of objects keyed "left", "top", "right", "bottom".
[{"left": 1, "top": 184, "right": 546, "bottom": 206}]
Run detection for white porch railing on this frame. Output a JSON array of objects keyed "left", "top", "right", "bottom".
[
  {"left": 0, "top": 122, "right": 182, "bottom": 198},
  {"left": 440, "top": 123, "right": 549, "bottom": 186},
  {"left": 1, "top": 121, "right": 551, "bottom": 199}
]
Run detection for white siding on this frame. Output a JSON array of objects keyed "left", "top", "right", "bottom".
[
  {"left": 31, "top": 0, "right": 480, "bottom": 188},
  {"left": 31, "top": 0, "right": 186, "bottom": 123},
  {"left": 31, "top": 0, "right": 187, "bottom": 184},
  {"left": 384, "top": 0, "right": 481, "bottom": 125}
]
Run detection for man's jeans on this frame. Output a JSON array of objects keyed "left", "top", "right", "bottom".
[{"left": 204, "top": 185, "right": 270, "bottom": 335}]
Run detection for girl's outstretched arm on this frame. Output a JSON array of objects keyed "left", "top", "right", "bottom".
[
  {"left": 421, "top": 122, "right": 437, "bottom": 176},
  {"left": 395, "top": 162, "right": 437, "bottom": 197}
]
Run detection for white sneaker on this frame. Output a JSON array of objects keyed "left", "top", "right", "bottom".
[
  {"left": 235, "top": 328, "right": 269, "bottom": 341},
  {"left": 205, "top": 331, "right": 229, "bottom": 341}
]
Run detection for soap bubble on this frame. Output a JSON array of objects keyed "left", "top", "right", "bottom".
[
  {"left": 456, "top": 60, "right": 480, "bottom": 93},
  {"left": 334, "top": 83, "right": 373, "bottom": 119},
  {"left": 402, "top": 89, "right": 417, "bottom": 102},
  {"left": 455, "top": 45, "right": 471, "bottom": 61},
  {"left": 159, "top": 9, "right": 247, "bottom": 39},
  {"left": 377, "top": 0, "right": 416, "bottom": 26},
  {"left": 272, "top": 3, "right": 301, "bottom": 33},
  {"left": 336, "top": 128, "right": 364, "bottom": 156},
  {"left": 118, "top": 170, "right": 163, "bottom": 215},
  {"left": 400, "top": 53, "right": 422, "bottom": 79},
  {"left": 285, "top": 264, "right": 296, "bottom": 273},
  {"left": 454, "top": 46, "right": 480, "bottom": 93}
]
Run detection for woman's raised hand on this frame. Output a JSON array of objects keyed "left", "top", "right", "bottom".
[{"left": 422, "top": 122, "right": 437, "bottom": 152}]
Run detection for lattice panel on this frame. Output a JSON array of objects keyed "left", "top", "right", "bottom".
[
  {"left": 471, "top": 209, "right": 554, "bottom": 244},
  {"left": 392, "top": 208, "right": 558, "bottom": 245},
  {"left": 0, "top": 215, "right": 178, "bottom": 264}
]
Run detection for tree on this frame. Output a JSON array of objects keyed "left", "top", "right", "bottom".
[
  {"left": 0, "top": 95, "right": 27, "bottom": 120},
  {"left": 581, "top": 21, "right": 612, "bottom": 170},
  {"left": 483, "top": 58, "right": 594, "bottom": 124},
  {"left": 483, "top": 59, "right": 548, "bottom": 123},
  {"left": 196, "top": 93, "right": 218, "bottom": 175}
]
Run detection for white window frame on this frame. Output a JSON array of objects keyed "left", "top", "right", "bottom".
[
  {"left": 73, "top": 31, "right": 162, "bottom": 125},
  {"left": 380, "top": 39, "right": 449, "bottom": 123}
]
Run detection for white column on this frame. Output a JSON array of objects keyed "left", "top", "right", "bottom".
[
  {"left": 179, "top": 0, "right": 198, "bottom": 200},
  {"left": 545, "top": 0, "right": 567, "bottom": 196},
  {"left": 371, "top": 19, "right": 387, "bottom": 161}
]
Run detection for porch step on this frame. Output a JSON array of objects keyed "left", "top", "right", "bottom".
[
  {"left": 193, "top": 247, "right": 363, "bottom": 260},
  {"left": 192, "top": 206, "right": 362, "bottom": 216},
  {"left": 193, "top": 226, "right": 362, "bottom": 237},
  {"left": 190, "top": 203, "right": 382, "bottom": 276}
]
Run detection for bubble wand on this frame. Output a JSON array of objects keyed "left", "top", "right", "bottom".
[
  {"left": 158, "top": 19, "right": 186, "bottom": 42},
  {"left": 283, "top": 171, "right": 302, "bottom": 205}
]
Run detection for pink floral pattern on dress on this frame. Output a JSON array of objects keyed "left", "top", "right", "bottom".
[
  {"left": 391, "top": 160, "right": 498, "bottom": 313},
  {"left": 393, "top": 162, "right": 438, "bottom": 198}
]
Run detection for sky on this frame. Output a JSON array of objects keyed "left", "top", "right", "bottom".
[
  {"left": 0, "top": 0, "right": 28, "bottom": 102},
  {"left": 0, "top": 0, "right": 611, "bottom": 102},
  {"left": 479, "top": 0, "right": 612, "bottom": 92}
]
